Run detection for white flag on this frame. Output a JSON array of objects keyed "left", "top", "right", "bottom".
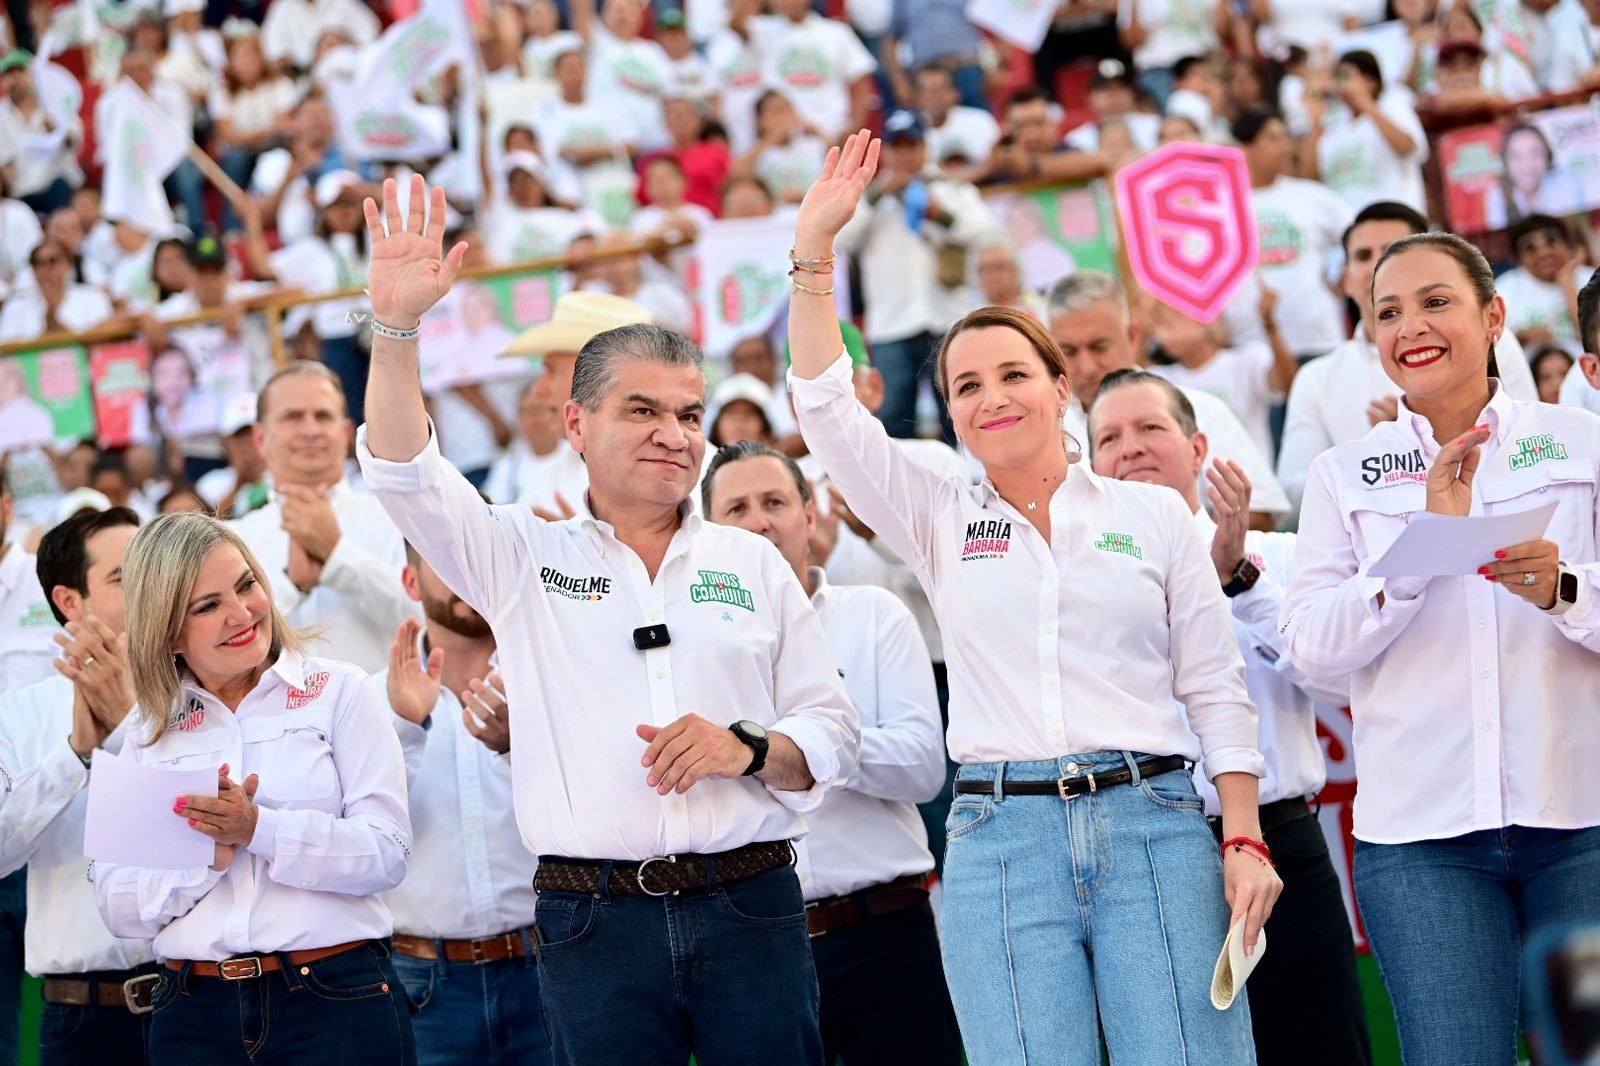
[
  {"left": 696, "top": 214, "right": 796, "bottom": 357},
  {"left": 99, "top": 82, "right": 191, "bottom": 231},
  {"left": 963, "top": 0, "right": 1057, "bottom": 51}
]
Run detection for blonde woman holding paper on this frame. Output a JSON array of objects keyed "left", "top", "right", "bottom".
[
  {"left": 1282, "top": 232, "right": 1600, "bottom": 1066},
  {"left": 93, "top": 512, "right": 416, "bottom": 1066}
]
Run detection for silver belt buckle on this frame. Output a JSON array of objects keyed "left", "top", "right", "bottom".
[
  {"left": 218, "top": 957, "right": 263, "bottom": 981},
  {"left": 123, "top": 973, "right": 161, "bottom": 1014},
  {"left": 1056, "top": 771, "right": 1096, "bottom": 801},
  {"left": 636, "top": 855, "right": 679, "bottom": 897}
]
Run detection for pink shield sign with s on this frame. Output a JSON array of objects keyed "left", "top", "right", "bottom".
[{"left": 1114, "top": 142, "right": 1259, "bottom": 323}]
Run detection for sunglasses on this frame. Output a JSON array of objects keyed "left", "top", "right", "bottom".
[{"left": 1515, "top": 229, "right": 1567, "bottom": 254}]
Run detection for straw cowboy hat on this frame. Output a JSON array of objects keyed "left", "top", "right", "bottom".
[{"left": 501, "top": 291, "right": 654, "bottom": 359}]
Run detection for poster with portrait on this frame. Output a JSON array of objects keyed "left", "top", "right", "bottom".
[
  {"left": 418, "top": 270, "right": 564, "bottom": 396},
  {"left": 981, "top": 181, "right": 1120, "bottom": 294},
  {"left": 1438, "top": 105, "right": 1600, "bottom": 235},
  {"left": 90, "top": 339, "right": 153, "bottom": 449},
  {"left": 0, "top": 345, "right": 95, "bottom": 453}
]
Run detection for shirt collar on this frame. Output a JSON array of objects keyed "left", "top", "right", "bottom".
[
  {"left": 1399, "top": 379, "right": 1511, "bottom": 455},
  {"left": 977, "top": 454, "right": 1100, "bottom": 511},
  {"left": 807, "top": 565, "right": 829, "bottom": 609},
  {"left": 180, "top": 647, "right": 307, "bottom": 705}
]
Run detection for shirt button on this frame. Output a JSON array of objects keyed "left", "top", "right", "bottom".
[
  {"left": 1042, "top": 624, "right": 1056, "bottom": 636},
  {"left": 1480, "top": 670, "right": 1489, "bottom": 679},
  {"left": 1050, "top": 728, "right": 1063, "bottom": 738},
  {"left": 629, "top": 559, "right": 640, "bottom": 569},
  {"left": 655, "top": 671, "right": 665, "bottom": 680},
  {"left": 649, "top": 612, "right": 659, "bottom": 622},
  {"left": 1044, "top": 676, "right": 1057, "bottom": 686},
  {"left": 1478, "top": 619, "right": 1489, "bottom": 630},
  {"left": 671, "top": 801, "right": 682, "bottom": 812}
]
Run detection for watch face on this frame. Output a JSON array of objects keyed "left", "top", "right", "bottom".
[
  {"left": 1560, "top": 569, "right": 1579, "bottom": 604},
  {"left": 738, "top": 720, "right": 768, "bottom": 740}
]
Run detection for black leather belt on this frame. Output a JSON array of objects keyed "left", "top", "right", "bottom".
[
  {"left": 953, "top": 755, "right": 1188, "bottom": 798},
  {"left": 534, "top": 840, "right": 795, "bottom": 897},
  {"left": 1208, "top": 796, "right": 1313, "bottom": 835}
]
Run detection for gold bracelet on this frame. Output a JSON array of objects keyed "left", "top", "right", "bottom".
[
  {"left": 791, "top": 278, "right": 835, "bottom": 296},
  {"left": 789, "top": 248, "right": 837, "bottom": 269},
  {"left": 788, "top": 266, "right": 834, "bottom": 278}
]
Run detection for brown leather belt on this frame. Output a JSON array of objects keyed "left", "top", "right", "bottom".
[
  {"left": 534, "top": 840, "right": 795, "bottom": 897},
  {"left": 392, "top": 929, "right": 535, "bottom": 964},
  {"left": 805, "top": 872, "right": 933, "bottom": 938},
  {"left": 166, "top": 939, "right": 371, "bottom": 980},
  {"left": 41, "top": 971, "right": 161, "bottom": 1013}
]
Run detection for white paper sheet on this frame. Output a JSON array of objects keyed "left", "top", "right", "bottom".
[
  {"left": 83, "top": 750, "right": 218, "bottom": 870},
  {"left": 1368, "top": 502, "right": 1559, "bottom": 578}
]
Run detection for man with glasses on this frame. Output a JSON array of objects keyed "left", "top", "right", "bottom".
[
  {"left": 1496, "top": 214, "right": 1595, "bottom": 354},
  {"left": 0, "top": 239, "right": 112, "bottom": 342}
]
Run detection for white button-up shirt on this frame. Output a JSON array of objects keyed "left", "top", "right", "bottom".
[
  {"left": 356, "top": 425, "right": 859, "bottom": 861},
  {"left": 93, "top": 653, "right": 411, "bottom": 961},
  {"left": 231, "top": 480, "right": 417, "bottom": 675},
  {"left": 791, "top": 354, "right": 1264, "bottom": 776},
  {"left": 0, "top": 676, "right": 155, "bottom": 975},
  {"left": 1188, "top": 516, "right": 1345, "bottom": 815},
  {"left": 0, "top": 547, "right": 59, "bottom": 692},
  {"left": 1282, "top": 386, "right": 1600, "bottom": 844},
  {"left": 375, "top": 661, "right": 538, "bottom": 941},
  {"left": 795, "top": 571, "right": 942, "bottom": 901},
  {"left": 1278, "top": 325, "right": 1535, "bottom": 511}
]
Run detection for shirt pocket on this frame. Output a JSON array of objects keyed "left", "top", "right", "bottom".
[
  {"left": 241, "top": 717, "right": 340, "bottom": 807},
  {"left": 144, "top": 730, "right": 224, "bottom": 773},
  {"left": 1346, "top": 489, "right": 1423, "bottom": 567},
  {"left": 1478, "top": 457, "right": 1596, "bottom": 561}
]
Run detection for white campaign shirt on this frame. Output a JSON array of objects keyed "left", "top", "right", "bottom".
[
  {"left": 1250, "top": 177, "right": 1356, "bottom": 355},
  {"left": 0, "top": 198, "right": 43, "bottom": 297},
  {"left": 482, "top": 439, "right": 591, "bottom": 511},
  {"left": 0, "top": 548, "right": 59, "bottom": 692},
  {"left": 375, "top": 663, "right": 538, "bottom": 941},
  {"left": 1277, "top": 325, "right": 1536, "bottom": 511},
  {"left": 1498, "top": 265, "right": 1596, "bottom": 350},
  {"left": 93, "top": 653, "right": 411, "bottom": 960},
  {"left": 260, "top": 0, "right": 379, "bottom": 70},
  {"left": 0, "top": 285, "right": 114, "bottom": 343},
  {"left": 1185, "top": 517, "right": 1343, "bottom": 815},
  {"left": 1152, "top": 342, "right": 1280, "bottom": 461},
  {"left": 706, "top": 28, "right": 766, "bottom": 153},
  {"left": 1560, "top": 360, "right": 1600, "bottom": 418},
  {"left": 231, "top": 480, "right": 417, "bottom": 675},
  {"left": 794, "top": 571, "right": 943, "bottom": 901},
  {"left": 586, "top": 26, "right": 674, "bottom": 149},
  {"left": 792, "top": 354, "right": 1265, "bottom": 775},
  {"left": 1119, "top": 0, "right": 1221, "bottom": 71},
  {"left": 754, "top": 14, "right": 877, "bottom": 140},
  {"left": 1315, "top": 92, "right": 1429, "bottom": 213},
  {"left": 356, "top": 424, "right": 859, "bottom": 861},
  {"left": 0, "top": 676, "right": 155, "bottom": 975},
  {"left": 1068, "top": 387, "right": 1293, "bottom": 516},
  {"left": 924, "top": 107, "right": 1002, "bottom": 166},
  {"left": 1281, "top": 386, "right": 1600, "bottom": 844},
  {"left": 484, "top": 203, "right": 599, "bottom": 267}
]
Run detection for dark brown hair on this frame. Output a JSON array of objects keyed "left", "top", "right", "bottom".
[
  {"left": 934, "top": 305, "right": 1071, "bottom": 399},
  {"left": 1371, "top": 232, "right": 1501, "bottom": 380}
]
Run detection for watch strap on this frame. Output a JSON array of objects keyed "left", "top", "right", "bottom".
[
  {"left": 731, "top": 723, "right": 769, "bottom": 776},
  {"left": 1222, "top": 558, "right": 1261, "bottom": 599}
]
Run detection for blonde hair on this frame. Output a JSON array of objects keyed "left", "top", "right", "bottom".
[{"left": 124, "top": 513, "right": 301, "bottom": 743}]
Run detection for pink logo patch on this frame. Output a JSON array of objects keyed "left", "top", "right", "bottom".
[
  {"left": 171, "top": 699, "right": 206, "bottom": 732},
  {"left": 286, "top": 671, "right": 330, "bottom": 710}
]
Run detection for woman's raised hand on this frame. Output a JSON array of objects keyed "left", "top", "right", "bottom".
[
  {"left": 362, "top": 174, "right": 470, "bottom": 330},
  {"left": 794, "top": 129, "right": 880, "bottom": 249},
  {"left": 1426, "top": 422, "right": 1492, "bottom": 517}
]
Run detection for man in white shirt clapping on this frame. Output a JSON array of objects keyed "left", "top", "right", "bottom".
[{"left": 701, "top": 440, "right": 963, "bottom": 1065}]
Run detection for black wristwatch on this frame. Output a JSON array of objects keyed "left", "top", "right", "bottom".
[
  {"left": 1221, "top": 557, "right": 1261, "bottom": 599},
  {"left": 729, "top": 721, "right": 769, "bottom": 776}
]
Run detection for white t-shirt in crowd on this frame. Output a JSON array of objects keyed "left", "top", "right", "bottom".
[
  {"left": 249, "top": 148, "right": 317, "bottom": 247},
  {"left": 483, "top": 204, "right": 600, "bottom": 266},
  {"left": 924, "top": 106, "right": 1002, "bottom": 166},
  {"left": 1250, "top": 176, "right": 1355, "bottom": 355},
  {"left": 1261, "top": 0, "right": 1360, "bottom": 51},
  {"left": 1559, "top": 360, "right": 1600, "bottom": 417},
  {"left": 751, "top": 136, "right": 829, "bottom": 203},
  {"left": 1118, "top": 0, "right": 1221, "bottom": 71},
  {"left": 1151, "top": 342, "right": 1280, "bottom": 460},
  {"left": 207, "top": 78, "right": 300, "bottom": 141},
  {"left": 1064, "top": 112, "right": 1161, "bottom": 152},
  {"left": 260, "top": 0, "right": 380, "bottom": 70},
  {"left": 1497, "top": 265, "right": 1596, "bottom": 350},
  {"left": 586, "top": 26, "right": 674, "bottom": 150},
  {"left": 1315, "top": 91, "right": 1429, "bottom": 213},
  {"left": 522, "top": 31, "right": 584, "bottom": 82},
  {"left": 754, "top": 13, "right": 877, "bottom": 141},
  {"left": 0, "top": 199, "right": 42, "bottom": 297},
  {"left": 0, "top": 285, "right": 114, "bottom": 342},
  {"left": 706, "top": 29, "right": 766, "bottom": 154},
  {"left": 535, "top": 96, "right": 641, "bottom": 161}
]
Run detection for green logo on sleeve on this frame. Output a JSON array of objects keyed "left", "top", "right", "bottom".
[
  {"left": 689, "top": 570, "right": 756, "bottom": 612},
  {"left": 18, "top": 602, "right": 55, "bottom": 629},
  {"left": 1508, "top": 434, "right": 1567, "bottom": 471},
  {"left": 1093, "top": 532, "right": 1144, "bottom": 560}
]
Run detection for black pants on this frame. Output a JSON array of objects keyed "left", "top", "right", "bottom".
[
  {"left": 810, "top": 897, "right": 964, "bottom": 1066},
  {"left": 1215, "top": 807, "right": 1373, "bottom": 1066},
  {"left": 38, "top": 968, "right": 155, "bottom": 1066}
]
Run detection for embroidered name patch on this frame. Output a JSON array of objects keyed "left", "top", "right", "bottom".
[
  {"left": 1093, "top": 532, "right": 1144, "bottom": 560},
  {"left": 1508, "top": 434, "right": 1567, "bottom": 471},
  {"left": 961, "top": 519, "right": 1012, "bottom": 561},
  {"left": 540, "top": 566, "right": 611, "bottom": 601},
  {"left": 689, "top": 570, "right": 755, "bottom": 612},
  {"left": 286, "top": 671, "right": 330, "bottom": 710},
  {"left": 170, "top": 697, "right": 206, "bottom": 732},
  {"left": 1360, "top": 448, "right": 1426, "bottom": 488}
]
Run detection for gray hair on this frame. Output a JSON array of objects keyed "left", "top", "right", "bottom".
[
  {"left": 257, "top": 359, "right": 348, "bottom": 423},
  {"left": 1046, "top": 270, "right": 1127, "bottom": 320},
  {"left": 1087, "top": 368, "right": 1199, "bottom": 449},
  {"left": 124, "top": 512, "right": 302, "bottom": 744},
  {"left": 570, "top": 324, "right": 705, "bottom": 411},
  {"left": 701, "top": 440, "right": 813, "bottom": 515}
]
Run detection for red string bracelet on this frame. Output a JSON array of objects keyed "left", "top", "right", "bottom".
[{"left": 1221, "top": 836, "right": 1274, "bottom": 868}]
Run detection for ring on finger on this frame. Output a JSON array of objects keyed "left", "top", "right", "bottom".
[{"left": 1522, "top": 571, "right": 1537, "bottom": 586}]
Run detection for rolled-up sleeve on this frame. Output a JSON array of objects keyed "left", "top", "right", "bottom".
[{"left": 94, "top": 862, "right": 223, "bottom": 940}]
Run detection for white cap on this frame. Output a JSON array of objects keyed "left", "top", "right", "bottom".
[
  {"left": 163, "top": 0, "right": 206, "bottom": 14},
  {"left": 501, "top": 150, "right": 548, "bottom": 183},
  {"left": 54, "top": 488, "right": 113, "bottom": 525},
  {"left": 313, "top": 170, "right": 363, "bottom": 209},
  {"left": 220, "top": 392, "right": 257, "bottom": 436},
  {"left": 706, "top": 373, "right": 778, "bottom": 439}
]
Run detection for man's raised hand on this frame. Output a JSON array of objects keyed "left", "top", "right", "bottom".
[{"left": 362, "top": 174, "right": 470, "bottom": 330}]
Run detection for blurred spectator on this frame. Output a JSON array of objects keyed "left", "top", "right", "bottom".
[
  {"left": 41, "top": 208, "right": 84, "bottom": 278},
  {"left": 1306, "top": 49, "right": 1428, "bottom": 212},
  {"left": 160, "top": 0, "right": 228, "bottom": 103},
  {"left": 658, "top": 11, "right": 714, "bottom": 101},
  {"left": 650, "top": 96, "right": 732, "bottom": 213},
  {"left": 193, "top": 393, "right": 269, "bottom": 517},
  {"left": 1235, "top": 108, "right": 1353, "bottom": 359},
  {"left": 0, "top": 50, "right": 84, "bottom": 215},
  {"left": 1548, "top": 0, "right": 1600, "bottom": 91},
  {"left": 1158, "top": 112, "right": 1204, "bottom": 142},
  {"left": 1064, "top": 60, "right": 1160, "bottom": 151},
  {"left": 837, "top": 109, "right": 995, "bottom": 441},
  {"left": 484, "top": 153, "right": 597, "bottom": 265},
  {"left": 573, "top": 0, "right": 674, "bottom": 149},
  {"left": 882, "top": 0, "right": 986, "bottom": 109},
  {"left": 632, "top": 156, "right": 716, "bottom": 246},
  {"left": 0, "top": 239, "right": 113, "bottom": 341},
  {"left": 1396, "top": 0, "right": 1443, "bottom": 93},
  {"left": 535, "top": 48, "right": 641, "bottom": 226},
  {"left": 87, "top": 451, "right": 140, "bottom": 513},
  {"left": 521, "top": 0, "right": 583, "bottom": 82},
  {"left": 1165, "top": 54, "right": 1230, "bottom": 142},
  {"left": 1118, "top": 0, "right": 1226, "bottom": 107},
  {"left": 54, "top": 440, "right": 100, "bottom": 495},
  {"left": 1531, "top": 345, "right": 1576, "bottom": 404},
  {"left": 733, "top": 90, "right": 829, "bottom": 205},
  {"left": 259, "top": 0, "right": 379, "bottom": 74},
  {"left": 707, "top": 373, "right": 780, "bottom": 446},
  {"left": 482, "top": 380, "right": 582, "bottom": 508},
  {"left": 147, "top": 237, "right": 196, "bottom": 310},
  {"left": 1225, "top": 57, "right": 1279, "bottom": 126},
  {"left": 757, "top": 0, "right": 878, "bottom": 142},
  {"left": 156, "top": 482, "right": 211, "bottom": 514},
  {"left": 917, "top": 65, "right": 1000, "bottom": 179},
  {"left": 583, "top": 231, "right": 696, "bottom": 335},
  {"left": 707, "top": 0, "right": 767, "bottom": 154},
  {"left": 1034, "top": 0, "right": 1129, "bottom": 104},
  {"left": 1496, "top": 214, "right": 1595, "bottom": 351},
  {"left": 1253, "top": 0, "right": 1363, "bottom": 55},
  {"left": 970, "top": 235, "right": 1047, "bottom": 319},
  {"left": 973, "top": 87, "right": 1113, "bottom": 185},
  {"left": 97, "top": 45, "right": 207, "bottom": 234},
  {"left": 0, "top": 174, "right": 42, "bottom": 301},
  {"left": 250, "top": 94, "right": 350, "bottom": 247},
  {"left": 721, "top": 174, "right": 776, "bottom": 219},
  {"left": 210, "top": 27, "right": 300, "bottom": 232}
]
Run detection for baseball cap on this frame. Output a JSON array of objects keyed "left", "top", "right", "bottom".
[
  {"left": 0, "top": 50, "right": 33, "bottom": 74},
  {"left": 313, "top": 170, "right": 362, "bottom": 209},
  {"left": 220, "top": 392, "right": 257, "bottom": 437},
  {"left": 189, "top": 235, "right": 228, "bottom": 269},
  {"left": 501, "top": 150, "right": 548, "bottom": 183},
  {"left": 1093, "top": 58, "right": 1134, "bottom": 88},
  {"left": 883, "top": 109, "right": 925, "bottom": 143},
  {"left": 658, "top": 9, "right": 687, "bottom": 30}
]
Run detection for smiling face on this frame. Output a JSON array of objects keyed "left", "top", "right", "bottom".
[
  {"left": 1504, "top": 129, "right": 1551, "bottom": 195},
  {"left": 942, "top": 325, "right": 1071, "bottom": 472},
  {"left": 151, "top": 349, "right": 195, "bottom": 409},
  {"left": 255, "top": 371, "right": 351, "bottom": 488},
  {"left": 706, "top": 454, "right": 814, "bottom": 582},
  {"left": 1372, "top": 246, "right": 1504, "bottom": 408},
  {"left": 1048, "top": 297, "right": 1139, "bottom": 405},
  {"left": 175, "top": 542, "right": 272, "bottom": 692},
  {"left": 1514, "top": 224, "right": 1570, "bottom": 283},
  {"left": 1088, "top": 381, "right": 1206, "bottom": 510},
  {"left": 567, "top": 358, "right": 706, "bottom": 509}
]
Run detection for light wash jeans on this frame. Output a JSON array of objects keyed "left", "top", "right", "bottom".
[
  {"left": 392, "top": 944, "right": 552, "bottom": 1066},
  {"left": 940, "top": 751, "right": 1256, "bottom": 1066}
]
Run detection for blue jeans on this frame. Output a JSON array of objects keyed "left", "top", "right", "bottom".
[
  {"left": 166, "top": 160, "right": 209, "bottom": 236},
  {"left": 392, "top": 945, "right": 552, "bottom": 1066},
  {"left": 1138, "top": 67, "right": 1177, "bottom": 111},
  {"left": 533, "top": 863, "right": 822, "bottom": 1065},
  {"left": 872, "top": 331, "right": 951, "bottom": 443},
  {"left": 941, "top": 753, "right": 1256, "bottom": 1066},
  {"left": 147, "top": 940, "right": 417, "bottom": 1066},
  {"left": 219, "top": 147, "right": 260, "bottom": 232},
  {"left": 1355, "top": 824, "right": 1600, "bottom": 1066},
  {"left": 0, "top": 869, "right": 24, "bottom": 1066},
  {"left": 38, "top": 966, "right": 154, "bottom": 1066}
]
